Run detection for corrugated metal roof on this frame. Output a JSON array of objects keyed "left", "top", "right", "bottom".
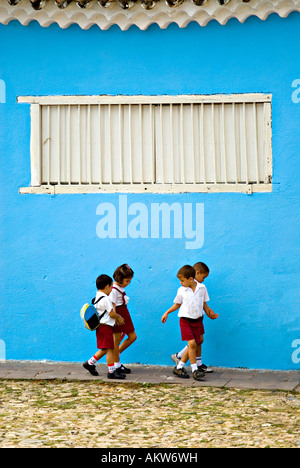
[
  {"left": 0, "top": 0, "right": 299, "bottom": 30},
  {"left": 5, "top": 0, "right": 253, "bottom": 11}
]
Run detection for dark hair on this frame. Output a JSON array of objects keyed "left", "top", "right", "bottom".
[
  {"left": 193, "top": 262, "right": 209, "bottom": 274},
  {"left": 96, "top": 274, "right": 113, "bottom": 290},
  {"left": 177, "top": 265, "right": 195, "bottom": 280},
  {"left": 113, "top": 264, "right": 134, "bottom": 284}
]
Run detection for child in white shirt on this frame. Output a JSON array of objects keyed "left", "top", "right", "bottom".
[
  {"left": 83, "top": 274, "right": 126, "bottom": 380},
  {"left": 172, "top": 262, "right": 218, "bottom": 373},
  {"left": 162, "top": 265, "right": 212, "bottom": 381},
  {"left": 109, "top": 264, "right": 137, "bottom": 374}
]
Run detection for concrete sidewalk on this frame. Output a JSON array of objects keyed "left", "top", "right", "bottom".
[{"left": 0, "top": 361, "right": 299, "bottom": 391}]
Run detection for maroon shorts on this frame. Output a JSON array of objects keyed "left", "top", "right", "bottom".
[
  {"left": 180, "top": 317, "right": 204, "bottom": 344},
  {"left": 113, "top": 304, "right": 135, "bottom": 335},
  {"left": 96, "top": 324, "right": 114, "bottom": 350}
]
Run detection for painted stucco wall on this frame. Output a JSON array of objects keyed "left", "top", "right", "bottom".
[{"left": 0, "top": 13, "right": 299, "bottom": 369}]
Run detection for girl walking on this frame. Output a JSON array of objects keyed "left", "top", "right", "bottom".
[{"left": 110, "top": 264, "right": 137, "bottom": 374}]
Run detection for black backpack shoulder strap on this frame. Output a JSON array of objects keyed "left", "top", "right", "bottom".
[
  {"left": 93, "top": 295, "right": 105, "bottom": 305},
  {"left": 92, "top": 296, "right": 108, "bottom": 321}
]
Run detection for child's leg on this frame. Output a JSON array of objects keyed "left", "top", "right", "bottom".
[
  {"left": 113, "top": 332, "right": 122, "bottom": 364},
  {"left": 177, "top": 345, "right": 188, "bottom": 359},
  {"left": 196, "top": 336, "right": 212, "bottom": 372},
  {"left": 107, "top": 347, "right": 126, "bottom": 379},
  {"left": 113, "top": 332, "right": 132, "bottom": 373},
  {"left": 119, "top": 331, "right": 137, "bottom": 355},
  {"left": 84, "top": 349, "right": 106, "bottom": 376},
  {"left": 196, "top": 336, "right": 204, "bottom": 367},
  {"left": 84, "top": 349, "right": 107, "bottom": 376},
  {"left": 88, "top": 349, "right": 106, "bottom": 366},
  {"left": 113, "top": 331, "right": 137, "bottom": 374},
  {"left": 179, "top": 347, "right": 189, "bottom": 365},
  {"left": 176, "top": 340, "right": 196, "bottom": 370},
  {"left": 187, "top": 339, "right": 197, "bottom": 372},
  {"left": 187, "top": 339, "right": 205, "bottom": 380},
  {"left": 106, "top": 348, "right": 115, "bottom": 374}
]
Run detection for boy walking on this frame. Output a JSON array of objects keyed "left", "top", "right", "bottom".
[
  {"left": 161, "top": 265, "right": 211, "bottom": 381},
  {"left": 171, "top": 262, "right": 218, "bottom": 373},
  {"left": 83, "top": 274, "right": 126, "bottom": 380}
]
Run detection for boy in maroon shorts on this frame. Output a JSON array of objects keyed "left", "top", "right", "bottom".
[
  {"left": 83, "top": 274, "right": 126, "bottom": 380},
  {"left": 161, "top": 265, "right": 210, "bottom": 381},
  {"left": 171, "top": 262, "right": 219, "bottom": 374}
]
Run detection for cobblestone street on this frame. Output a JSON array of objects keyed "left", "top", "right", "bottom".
[{"left": 0, "top": 379, "right": 299, "bottom": 448}]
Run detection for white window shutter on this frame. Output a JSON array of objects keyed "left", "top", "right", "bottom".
[{"left": 21, "top": 94, "right": 272, "bottom": 193}]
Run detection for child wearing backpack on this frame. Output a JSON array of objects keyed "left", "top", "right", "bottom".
[{"left": 83, "top": 274, "right": 126, "bottom": 380}]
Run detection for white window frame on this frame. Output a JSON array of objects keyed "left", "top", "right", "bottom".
[{"left": 18, "top": 94, "right": 273, "bottom": 194}]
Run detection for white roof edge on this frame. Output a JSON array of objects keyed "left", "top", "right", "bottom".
[
  {"left": 0, "top": 0, "right": 299, "bottom": 31},
  {"left": 17, "top": 93, "right": 272, "bottom": 104}
]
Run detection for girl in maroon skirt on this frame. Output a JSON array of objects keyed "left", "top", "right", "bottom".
[{"left": 109, "top": 264, "right": 137, "bottom": 374}]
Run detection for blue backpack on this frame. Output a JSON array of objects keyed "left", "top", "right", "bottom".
[{"left": 80, "top": 296, "right": 107, "bottom": 331}]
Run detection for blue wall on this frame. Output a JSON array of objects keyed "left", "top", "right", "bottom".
[{"left": 0, "top": 13, "right": 299, "bottom": 370}]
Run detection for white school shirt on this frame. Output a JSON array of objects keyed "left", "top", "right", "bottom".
[
  {"left": 174, "top": 281, "right": 209, "bottom": 320},
  {"left": 109, "top": 285, "right": 129, "bottom": 307},
  {"left": 94, "top": 291, "right": 115, "bottom": 327}
]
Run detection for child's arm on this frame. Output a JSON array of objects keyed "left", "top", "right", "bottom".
[
  {"left": 203, "top": 302, "right": 219, "bottom": 319},
  {"left": 109, "top": 309, "right": 125, "bottom": 326},
  {"left": 110, "top": 302, "right": 124, "bottom": 325},
  {"left": 161, "top": 303, "right": 180, "bottom": 323}
]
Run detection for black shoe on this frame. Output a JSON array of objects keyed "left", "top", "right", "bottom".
[
  {"left": 107, "top": 369, "right": 126, "bottom": 379},
  {"left": 198, "top": 364, "right": 214, "bottom": 373},
  {"left": 114, "top": 365, "right": 131, "bottom": 375},
  {"left": 193, "top": 369, "right": 205, "bottom": 381},
  {"left": 83, "top": 361, "right": 99, "bottom": 376},
  {"left": 119, "top": 364, "right": 131, "bottom": 374},
  {"left": 173, "top": 366, "right": 190, "bottom": 379}
]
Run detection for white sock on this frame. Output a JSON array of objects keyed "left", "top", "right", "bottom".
[
  {"left": 191, "top": 363, "right": 198, "bottom": 372},
  {"left": 177, "top": 346, "right": 188, "bottom": 359},
  {"left": 108, "top": 364, "right": 115, "bottom": 373},
  {"left": 114, "top": 362, "right": 121, "bottom": 369},
  {"left": 196, "top": 357, "right": 202, "bottom": 366},
  {"left": 88, "top": 355, "right": 98, "bottom": 366},
  {"left": 177, "top": 361, "right": 186, "bottom": 370}
]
